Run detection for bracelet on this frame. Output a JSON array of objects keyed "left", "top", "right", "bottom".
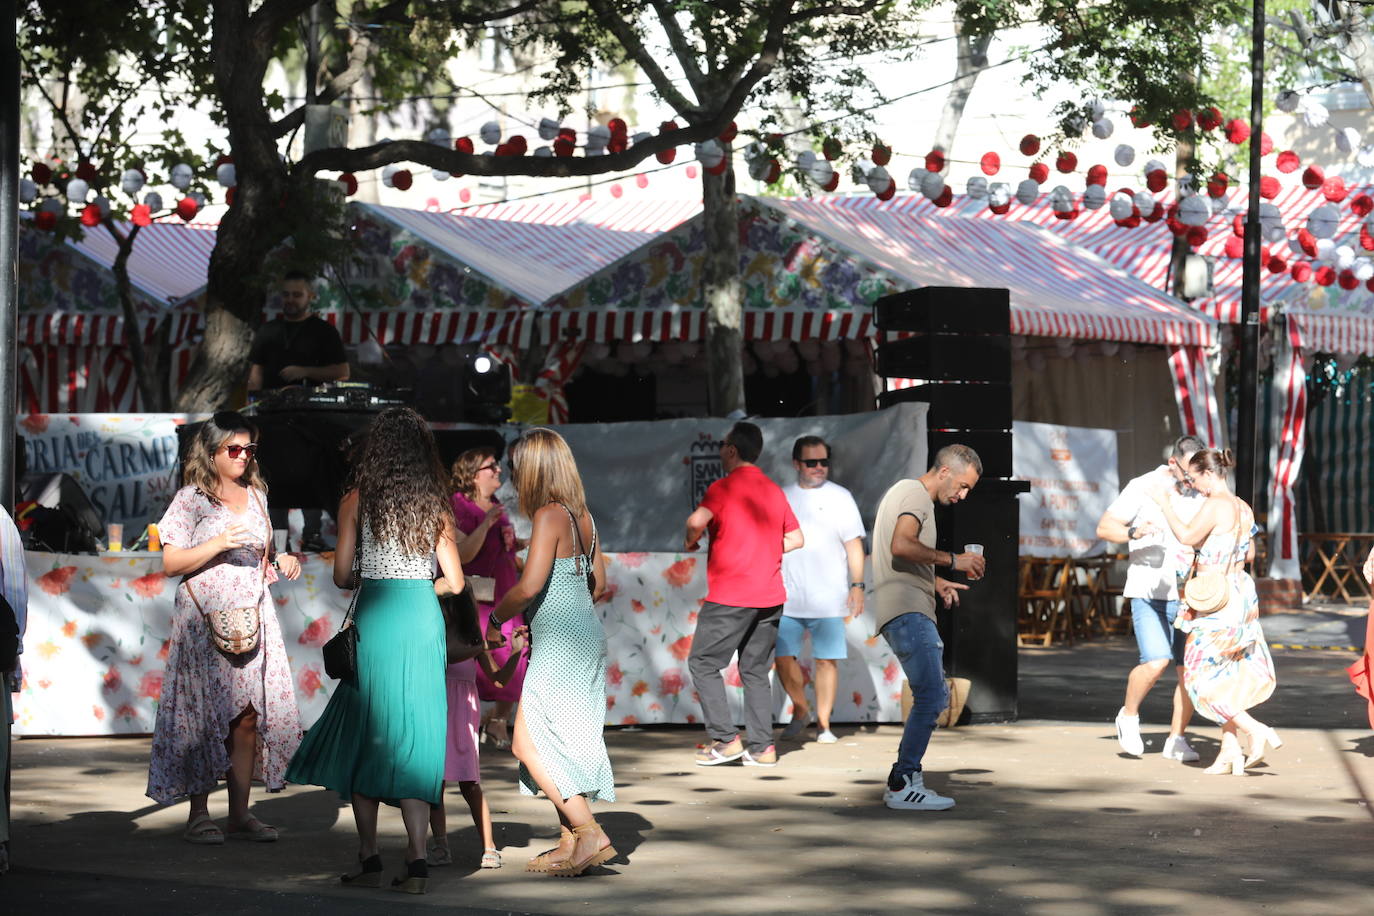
[
  {"left": 487, "top": 611, "right": 503, "bottom": 632},
  {"left": 849, "top": 581, "right": 865, "bottom": 589}
]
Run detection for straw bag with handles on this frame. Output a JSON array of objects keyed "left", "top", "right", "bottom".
[
  {"left": 1182, "top": 499, "right": 1246, "bottom": 616},
  {"left": 187, "top": 490, "right": 269, "bottom": 656}
]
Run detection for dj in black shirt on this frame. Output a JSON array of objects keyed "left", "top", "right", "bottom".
[{"left": 247, "top": 272, "right": 349, "bottom": 392}]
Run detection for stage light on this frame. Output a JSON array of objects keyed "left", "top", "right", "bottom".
[{"left": 462, "top": 352, "right": 511, "bottom": 423}]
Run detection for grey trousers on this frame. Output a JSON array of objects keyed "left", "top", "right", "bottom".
[{"left": 688, "top": 602, "right": 782, "bottom": 754}]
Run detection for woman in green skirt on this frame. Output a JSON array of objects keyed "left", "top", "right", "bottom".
[{"left": 286, "top": 407, "right": 464, "bottom": 895}]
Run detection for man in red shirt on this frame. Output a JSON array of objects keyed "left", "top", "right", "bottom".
[{"left": 685, "top": 422, "right": 804, "bottom": 767}]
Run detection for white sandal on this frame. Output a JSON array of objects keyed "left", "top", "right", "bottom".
[{"left": 480, "top": 847, "right": 502, "bottom": 868}]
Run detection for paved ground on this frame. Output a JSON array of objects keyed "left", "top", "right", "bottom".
[{"left": 4, "top": 608, "right": 1372, "bottom": 915}]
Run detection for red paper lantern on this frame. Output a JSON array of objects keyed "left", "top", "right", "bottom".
[
  {"left": 131, "top": 204, "right": 152, "bottom": 226},
  {"left": 979, "top": 152, "right": 1000, "bottom": 175},
  {"left": 1019, "top": 134, "right": 1040, "bottom": 156},
  {"left": 1367, "top": 277, "right": 1374, "bottom": 292},
  {"left": 1232, "top": 215, "right": 1245, "bottom": 237},
  {"left": 32, "top": 162, "right": 52, "bottom": 184},
  {"left": 990, "top": 200, "right": 1011, "bottom": 215},
  {"left": 75, "top": 161, "right": 98, "bottom": 183},
  {"left": 1146, "top": 169, "right": 1168, "bottom": 193},
  {"left": 1353, "top": 194, "right": 1374, "bottom": 217},
  {"left": 1207, "top": 172, "right": 1229, "bottom": 197},
  {"left": 1086, "top": 164, "right": 1108, "bottom": 186},
  {"left": 1224, "top": 118, "right": 1250, "bottom": 144},
  {"left": 554, "top": 129, "right": 576, "bottom": 157},
  {"left": 506, "top": 135, "right": 528, "bottom": 155},
  {"left": 1053, "top": 208, "right": 1079, "bottom": 220},
  {"left": 338, "top": 173, "right": 358, "bottom": 196},
  {"left": 1259, "top": 175, "right": 1280, "bottom": 199},
  {"left": 872, "top": 143, "right": 892, "bottom": 167},
  {"left": 1267, "top": 255, "right": 1287, "bottom": 273},
  {"left": 1315, "top": 265, "right": 1337, "bottom": 286},
  {"left": 876, "top": 179, "right": 897, "bottom": 202},
  {"left": 391, "top": 169, "right": 412, "bottom": 191},
  {"left": 1171, "top": 109, "right": 1194, "bottom": 131},
  {"left": 933, "top": 186, "right": 953, "bottom": 208},
  {"left": 1259, "top": 133, "right": 1273, "bottom": 156},
  {"left": 718, "top": 121, "right": 737, "bottom": 144},
  {"left": 34, "top": 210, "right": 57, "bottom": 230},
  {"left": 1186, "top": 226, "right": 1208, "bottom": 247},
  {"left": 1115, "top": 214, "right": 1142, "bottom": 229},
  {"left": 1029, "top": 162, "right": 1049, "bottom": 183},
  {"left": 763, "top": 158, "right": 781, "bottom": 184},
  {"left": 1197, "top": 106, "right": 1223, "bottom": 131},
  {"left": 1223, "top": 235, "right": 1244, "bottom": 259},
  {"left": 1144, "top": 202, "right": 1165, "bottom": 223},
  {"left": 1055, "top": 151, "right": 1078, "bottom": 173},
  {"left": 225, "top": 187, "right": 235, "bottom": 206},
  {"left": 822, "top": 137, "right": 842, "bottom": 161},
  {"left": 1129, "top": 106, "right": 1150, "bottom": 128},
  {"left": 925, "top": 150, "right": 946, "bottom": 173},
  {"left": 1322, "top": 176, "right": 1347, "bottom": 202},
  {"left": 1339, "top": 269, "right": 1359, "bottom": 290},
  {"left": 1297, "top": 229, "right": 1318, "bottom": 256},
  {"left": 608, "top": 117, "right": 628, "bottom": 137},
  {"left": 1276, "top": 150, "right": 1300, "bottom": 173},
  {"left": 1302, "top": 165, "right": 1325, "bottom": 190},
  {"left": 454, "top": 137, "right": 474, "bottom": 154},
  {"left": 175, "top": 196, "right": 198, "bottom": 221},
  {"left": 1361, "top": 225, "right": 1374, "bottom": 251},
  {"left": 1291, "top": 262, "right": 1312, "bottom": 282},
  {"left": 706, "top": 156, "right": 728, "bottom": 177},
  {"left": 656, "top": 147, "right": 677, "bottom": 165},
  {"left": 821, "top": 172, "right": 840, "bottom": 192},
  {"left": 79, "top": 204, "right": 101, "bottom": 227}
]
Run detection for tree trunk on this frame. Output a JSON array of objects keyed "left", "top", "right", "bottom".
[
  {"left": 931, "top": 21, "right": 991, "bottom": 156},
  {"left": 701, "top": 157, "right": 744, "bottom": 417},
  {"left": 109, "top": 224, "right": 171, "bottom": 411}
]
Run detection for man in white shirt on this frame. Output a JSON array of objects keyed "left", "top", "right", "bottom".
[
  {"left": 1096, "top": 435, "right": 1206, "bottom": 762},
  {"left": 1, "top": 503, "right": 28, "bottom": 875},
  {"left": 777, "top": 436, "right": 867, "bottom": 744}
]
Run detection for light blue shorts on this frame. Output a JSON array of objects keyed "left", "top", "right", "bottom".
[
  {"left": 776, "top": 615, "right": 848, "bottom": 660},
  {"left": 1130, "top": 598, "right": 1186, "bottom": 665}
]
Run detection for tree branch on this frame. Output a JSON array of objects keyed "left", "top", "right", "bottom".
[
  {"left": 583, "top": 0, "right": 701, "bottom": 115},
  {"left": 447, "top": 0, "right": 547, "bottom": 25},
  {"left": 651, "top": 1, "right": 708, "bottom": 94},
  {"left": 32, "top": 78, "right": 87, "bottom": 162},
  {"left": 787, "top": 0, "right": 880, "bottom": 23}
]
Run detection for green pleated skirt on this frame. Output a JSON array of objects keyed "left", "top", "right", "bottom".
[{"left": 286, "top": 578, "right": 446, "bottom": 805}]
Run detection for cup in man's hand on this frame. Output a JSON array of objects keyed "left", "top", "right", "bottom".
[{"left": 962, "top": 545, "right": 986, "bottom": 581}]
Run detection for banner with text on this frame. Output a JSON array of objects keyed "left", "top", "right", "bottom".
[{"left": 1013, "top": 420, "right": 1118, "bottom": 557}]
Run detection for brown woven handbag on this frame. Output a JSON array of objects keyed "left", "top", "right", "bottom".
[
  {"left": 187, "top": 490, "right": 269, "bottom": 656},
  {"left": 1182, "top": 498, "right": 1246, "bottom": 617}
]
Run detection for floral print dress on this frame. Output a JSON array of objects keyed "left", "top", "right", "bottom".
[{"left": 145, "top": 485, "right": 302, "bottom": 804}]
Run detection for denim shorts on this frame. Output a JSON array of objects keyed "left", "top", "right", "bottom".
[
  {"left": 1130, "top": 597, "right": 1186, "bottom": 665},
  {"left": 776, "top": 615, "right": 848, "bottom": 660}
]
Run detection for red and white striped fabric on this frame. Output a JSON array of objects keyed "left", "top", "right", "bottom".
[
  {"left": 68, "top": 221, "right": 217, "bottom": 305},
  {"left": 534, "top": 339, "right": 588, "bottom": 424},
  {"left": 1266, "top": 319, "right": 1308, "bottom": 580},
  {"left": 18, "top": 311, "right": 200, "bottom": 346},
  {"left": 537, "top": 307, "right": 874, "bottom": 343},
  {"left": 1167, "top": 345, "right": 1222, "bottom": 446},
  {"left": 18, "top": 346, "right": 139, "bottom": 413},
  {"left": 1285, "top": 309, "right": 1374, "bottom": 354},
  {"left": 322, "top": 309, "right": 535, "bottom": 348}
]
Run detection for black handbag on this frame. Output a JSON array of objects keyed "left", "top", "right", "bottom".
[
  {"left": 323, "top": 511, "right": 363, "bottom": 680},
  {"left": 439, "top": 582, "right": 485, "bottom": 664}
]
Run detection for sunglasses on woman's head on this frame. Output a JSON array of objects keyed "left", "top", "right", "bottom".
[
  {"left": 224, "top": 443, "right": 258, "bottom": 459},
  {"left": 800, "top": 458, "right": 830, "bottom": 468}
]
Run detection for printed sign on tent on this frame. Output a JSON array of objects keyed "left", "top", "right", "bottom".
[{"left": 1013, "top": 420, "right": 1118, "bottom": 557}]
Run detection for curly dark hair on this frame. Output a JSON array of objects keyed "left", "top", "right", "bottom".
[{"left": 352, "top": 407, "right": 451, "bottom": 555}]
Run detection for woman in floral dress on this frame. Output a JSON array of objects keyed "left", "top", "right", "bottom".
[
  {"left": 1152, "top": 447, "right": 1279, "bottom": 776},
  {"left": 149, "top": 411, "right": 302, "bottom": 843}
]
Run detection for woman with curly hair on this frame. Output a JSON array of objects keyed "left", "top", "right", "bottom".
[
  {"left": 448, "top": 447, "right": 524, "bottom": 749},
  {"left": 488, "top": 428, "right": 617, "bottom": 877},
  {"left": 287, "top": 407, "right": 464, "bottom": 895},
  {"left": 150, "top": 411, "right": 302, "bottom": 844}
]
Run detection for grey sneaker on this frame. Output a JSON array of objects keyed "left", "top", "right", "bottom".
[
  {"left": 742, "top": 745, "right": 778, "bottom": 767},
  {"left": 695, "top": 736, "right": 745, "bottom": 766},
  {"left": 780, "top": 710, "right": 812, "bottom": 740}
]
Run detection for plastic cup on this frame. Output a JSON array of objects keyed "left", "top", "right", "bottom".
[
  {"left": 146, "top": 523, "right": 162, "bottom": 552},
  {"left": 965, "top": 544, "right": 984, "bottom": 555},
  {"left": 107, "top": 523, "right": 123, "bottom": 552}
]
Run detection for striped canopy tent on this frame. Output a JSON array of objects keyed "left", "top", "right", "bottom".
[{"left": 18, "top": 222, "right": 209, "bottom": 412}]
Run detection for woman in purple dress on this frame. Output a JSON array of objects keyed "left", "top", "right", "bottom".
[{"left": 450, "top": 448, "right": 523, "bottom": 748}]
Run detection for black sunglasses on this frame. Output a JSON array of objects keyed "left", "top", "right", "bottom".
[
  {"left": 477, "top": 462, "right": 499, "bottom": 474},
  {"left": 800, "top": 458, "right": 830, "bottom": 468},
  {"left": 224, "top": 443, "right": 258, "bottom": 459}
]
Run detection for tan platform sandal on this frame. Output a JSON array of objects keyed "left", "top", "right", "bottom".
[
  {"left": 547, "top": 821, "right": 617, "bottom": 878},
  {"left": 525, "top": 825, "right": 574, "bottom": 872}
]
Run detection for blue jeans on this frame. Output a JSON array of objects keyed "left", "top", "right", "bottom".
[
  {"left": 882, "top": 612, "right": 947, "bottom": 777},
  {"left": 1130, "top": 598, "right": 1186, "bottom": 665}
]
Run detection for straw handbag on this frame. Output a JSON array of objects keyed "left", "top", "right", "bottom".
[{"left": 1182, "top": 500, "right": 1246, "bottom": 616}]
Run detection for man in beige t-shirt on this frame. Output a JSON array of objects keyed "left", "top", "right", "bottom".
[{"left": 872, "top": 444, "right": 985, "bottom": 811}]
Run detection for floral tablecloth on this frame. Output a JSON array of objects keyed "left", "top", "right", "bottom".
[{"left": 13, "top": 550, "right": 904, "bottom": 736}]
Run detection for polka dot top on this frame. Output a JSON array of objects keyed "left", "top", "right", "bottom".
[{"left": 359, "top": 518, "right": 434, "bottom": 580}]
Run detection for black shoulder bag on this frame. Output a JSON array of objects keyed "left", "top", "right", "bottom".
[
  {"left": 439, "top": 581, "right": 485, "bottom": 664},
  {"left": 322, "top": 509, "right": 363, "bottom": 680}
]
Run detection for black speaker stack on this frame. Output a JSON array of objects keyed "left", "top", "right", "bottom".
[{"left": 873, "top": 286, "right": 1028, "bottom": 723}]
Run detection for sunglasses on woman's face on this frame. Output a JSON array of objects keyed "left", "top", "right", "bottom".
[
  {"left": 477, "top": 462, "right": 499, "bottom": 474},
  {"left": 224, "top": 443, "right": 258, "bottom": 459},
  {"left": 800, "top": 458, "right": 830, "bottom": 468}
]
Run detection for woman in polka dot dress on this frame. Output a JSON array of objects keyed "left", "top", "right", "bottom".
[{"left": 488, "top": 428, "right": 618, "bottom": 878}]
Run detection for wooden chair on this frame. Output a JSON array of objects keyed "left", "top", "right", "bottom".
[{"left": 1017, "top": 556, "right": 1075, "bottom": 647}]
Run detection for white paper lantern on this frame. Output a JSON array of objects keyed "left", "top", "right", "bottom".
[
  {"left": 120, "top": 169, "right": 145, "bottom": 195},
  {"left": 1015, "top": 179, "right": 1040, "bottom": 205},
  {"left": 1276, "top": 89, "right": 1300, "bottom": 113},
  {"left": 966, "top": 176, "right": 989, "bottom": 199},
  {"left": 537, "top": 117, "right": 561, "bottom": 141},
  {"left": 1309, "top": 203, "right": 1341, "bottom": 238},
  {"left": 1259, "top": 202, "right": 1285, "bottom": 241},
  {"left": 865, "top": 166, "right": 891, "bottom": 195},
  {"left": 1212, "top": 195, "right": 1232, "bottom": 217},
  {"left": 797, "top": 150, "right": 817, "bottom": 172},
  {"left": 215, "top": 163, "right": 236, "bottom": 188},
  {"left": 632, "top": 131, "right": 652, "bottom": 147},
  {"left": 1113, "top": 144, "right": 1135, "bottom": 167},
  {"left": 1109, "top": 192, "right": 1135, "bottom": 221},
  {"left": 1087, "top": 99, "right": 1105, "bottom": 122},
  {"left": 1142, "top": 159, "right": 1167, "bottom": 178},
  {"left": 381, "top": 164, "right": 400, "bottom": 188},
  {"left": 907, "top": 167, "right": 929, "bottom": 192},
  {"left": 1355, "top": 260, "right": 1374, "bottom": 281},
  {"left": 695, "top": 140, "right": 725, "bottom": 169},
  {"left": 169, "top": 163, "right": 193, "bottom": 191},
  {"left": 479, "top": 121, "right": 502, "bottom": 145},
  {"left": 1049, "top": 185, "right": 1074, "bottom": 212},
  {"left": 93, "top": 195, "right": 111, "bottom": 218},
  {"left": 188, "top": 191, "right": 207, "bottom": 209},
  {"left": 987, "top": 182, "right": 1011, "bottom": 208},
  {"left": 1299, "top": 97, "right": 1330, "bottom": 128},
  {"left": 1289, "top": 237, "right": 1307, "bottom": 256},
  {"left": 807, "top": 160, "right": 834, "bottom": 186},
  {"left": 586, "top": 124, "right": 610, "bottom": 154},
  {"left": 1134, "top": 190, "right": 1156, "bottom": 214},
  {"left": 1316, "top": 237, "right": 1336, "bottom": 260},
  {"left": 426, "top": 127, "right": 451, "bottom": 146},
  {"left": 1335, "top": 244, "right": 1356, "bottom": 269},
  {"left": 1178, "top": 195, "right": 1210, "bottom": 226},
  {"left": 1336, "top": 126, "right": 1362, "bottom": 154},
  {"left": 432, "top": 169, "right": 450, "bottom": 181},
  {"left": 1064, "top": 112, "right": 1087, "bottom": 137},
  {"left": 1091, "top": 118, "right": 1114, "bottom": 140},
  {"left": 1083, "top": 184, "right": 1107, "bottom": 210},
  {"left": 533, "top": 147, "right": 553, "bottom": 158},
  {"left": 19, "top": 178, "right": 37, "bottom": 203},
  {"left": 748, "top": 156, "right": 773, "bottom": 181},
  {"left": 919, "top": 171, "right": 945, "bottom": 200},
  {"left": 1359, "top": 146, "right": 1374, "bottom": 169},
  {"left": 38, "top": 197, "right": 61, "bottom": 214},
  {"left": 143, "top": 191, "right": 163, "bottom": 211},
  {"left": 65, "top": 178, "right": 89, "bottom": 203}
]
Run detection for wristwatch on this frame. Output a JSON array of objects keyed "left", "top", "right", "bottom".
[
  {"left": 849, "top": 581, "right": 864, "bottom": 589},
  {"left": 1127, "top": 525, "right": 1138, "bottom": 539}
]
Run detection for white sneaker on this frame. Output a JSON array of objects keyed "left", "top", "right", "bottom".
[
  {"left": 1162, "top": 734, "right": 1200, "bottom": 762},
  {"left": 1114, "top": 708, "right": 1144, "bottom": 756},
  {"left": 816, "top": 729, "right": 838, "bottom": 744},
  {"left": 883, "top": 771, "right": 955, "bottom": 811}
]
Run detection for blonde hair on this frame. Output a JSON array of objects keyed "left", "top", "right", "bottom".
[
  {"left": 509, "top": 428, "right": 586, "bottom": 520},
  {"left": 181, "top": 412, "right": 267, "bottom": 504},
  {"left": 450, "top": 447, "right": 498, "bottom": 500}
]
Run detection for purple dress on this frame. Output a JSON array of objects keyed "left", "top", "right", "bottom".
[{"left": 452, "top": 491, "right": 524, "bottom": 702}]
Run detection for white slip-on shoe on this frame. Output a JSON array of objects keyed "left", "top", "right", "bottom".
[
  {"left": 1115, "top": 708, "right": 1145, "bottom": 756},
  {"left": 883, "top": 771, "right": 955, "bottom": 811},
  {"left": 1162, "top": 734, "right": 1200, "bottom": 762},
  {"left": 816, "top": 729, "right": 838, "bottom": 744}
]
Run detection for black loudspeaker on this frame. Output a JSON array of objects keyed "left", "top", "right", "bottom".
[
  {"left": 927, "top": 430, "right": 1013, "bottom": 479},
  {"left": 875, "top": 334, "right": 1011, "bottom": 383},
  {"left": 879, "top": 382, "right": 1011, "bottom": 429},
  {"left": 873, "top": 286, "right": 1010, "bottom": 335},
  {"left": 19, "top": 473, "right": 104, "bottom": 554},
  {"left": 932, "top": 477, "right": 1028, "bottom": 723}
]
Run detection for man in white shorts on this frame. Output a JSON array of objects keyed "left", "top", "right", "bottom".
[
  {"left": 777, "top": 436, "right": 866, "bottom": 744},
  {"left": 1096, "top": 435, "right": 1205, "bottom": 761}
]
